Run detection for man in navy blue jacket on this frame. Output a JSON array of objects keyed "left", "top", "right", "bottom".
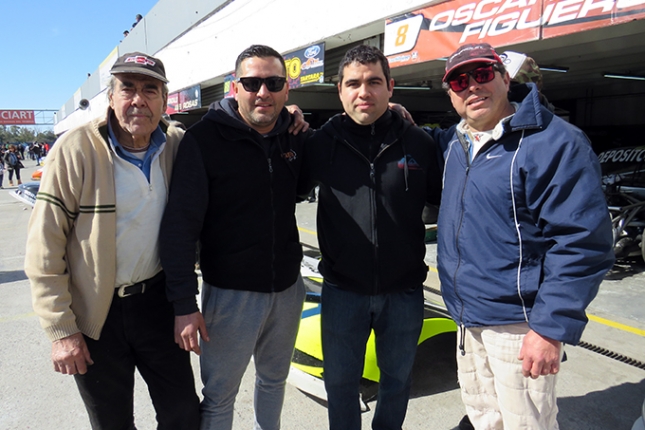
[{"left": 427, "top": 43, "right": 614, "bottom": 429}]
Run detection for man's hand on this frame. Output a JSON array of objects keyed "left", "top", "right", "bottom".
[
  {"left": 286, "top": 104, "right": 310, "bottom": 135},
  {"left": 388, "top": 103, "right": 415, "bottom": 124},
  {"left": 518, "top": 329, "right": 562, "bottom": 379},
  {"left": 51, "top": 332, "right": 93, "bottom": 375},
  {"left": 175, "top": 312, "right": 209, "bottom": 355}
]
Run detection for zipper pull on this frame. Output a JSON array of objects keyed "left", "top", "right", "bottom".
[
  {"left": 268, "top": 158, "right": 273, "bottom": 173},
  {"left": 371, "top": 123, "right": 375, "bottom": 136},
  {"left": 459, "top": 323, "right": 466, "bottom": 356}
]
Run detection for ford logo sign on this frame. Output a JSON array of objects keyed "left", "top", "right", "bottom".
[{"left": 304, "top": 45, "right": 321, "bottom": 58}]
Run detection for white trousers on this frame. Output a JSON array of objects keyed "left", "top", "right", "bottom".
[{"left": 457, "top": 323, "right": 561, "bottom": 430}]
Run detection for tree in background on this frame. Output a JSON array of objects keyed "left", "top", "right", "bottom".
[{"left": 0, "top": 126, "right": 56, "bottom": 147}]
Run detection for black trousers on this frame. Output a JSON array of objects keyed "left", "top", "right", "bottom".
[
  {"left": 74, "top": 273, "right": 200, "bottom": 430},
  {"left": 7, "top": 167, "right": 20, "bottom": 181}
]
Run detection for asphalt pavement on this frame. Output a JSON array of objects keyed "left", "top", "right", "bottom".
[{"left": 0, "top": 163, "right": 644, "bottom": 429}]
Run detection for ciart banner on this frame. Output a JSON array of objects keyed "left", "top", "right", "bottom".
[{"left": 0, "top": 110, "right": 35, "bottom": 125}]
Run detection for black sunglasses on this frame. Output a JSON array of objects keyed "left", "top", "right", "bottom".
[
  {"left": 447, "top": 65, "right": 496, "bottom": 92},
  {"left": 237, "top": 76, "right": 287, "bottom": 93}
]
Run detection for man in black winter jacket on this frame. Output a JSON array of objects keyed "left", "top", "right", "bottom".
[
  {"left": 159, "top": 45, "right": 309, "bottom": 430},
  {"left": 300, "top": 45, "right": 442, "bottom": 430}
]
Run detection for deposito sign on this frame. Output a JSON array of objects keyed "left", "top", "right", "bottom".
[
  {"left": 0, "top": 110, "right": 36, "bottom": 125},
  {"left": 385, "top": 0, "right": 645, "bottom": 67}
]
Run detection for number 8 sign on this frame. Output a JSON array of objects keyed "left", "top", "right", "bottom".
[{"left": 384, "top": 14, "right": 424, "bottom": 56}]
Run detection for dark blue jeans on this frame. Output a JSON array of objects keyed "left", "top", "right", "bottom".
[
  {"left": 74, "top": 273, "right": 200, "bottom": 430},
  {"left": 321, "top": 281, "right": 424, "bottom": 430}
]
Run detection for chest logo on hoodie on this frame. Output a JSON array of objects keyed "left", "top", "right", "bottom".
[
  {"left": 281, "top": 150, "right": 297, "bottom": 162},
  {"left": 398, "top": 155, "right": 422, "bottom": 170}
]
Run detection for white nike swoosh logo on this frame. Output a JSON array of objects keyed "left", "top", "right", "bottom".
[{"left": 486, "top": 154, "right": 502, "bottom": 159}]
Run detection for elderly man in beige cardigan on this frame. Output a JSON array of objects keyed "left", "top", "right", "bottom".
[{"left": 25, "top": 52, "right": 200, "bottom": 430}]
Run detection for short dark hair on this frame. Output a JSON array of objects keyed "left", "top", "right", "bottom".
[
  {"left": 338, "top": 45, "right": 391, "bottom": 89},
  {"left": 235, "top": 45, "right": 286, "bottom": 77},
  {"left": 441, "top": 63, "right": 507, "bottom": 91}
]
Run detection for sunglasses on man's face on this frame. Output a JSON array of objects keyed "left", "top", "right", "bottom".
[
  {"left": 237, "top": 76, "right": 287, "bottom": 93},
  {"left": 447, "top": 65, "right": 497, "bottom": 92}
]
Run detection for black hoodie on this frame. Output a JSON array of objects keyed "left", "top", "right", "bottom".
[
  {"left": 300, "top": 110, "right": 441, "bottom": 296},
  {"left": 160, "top": 98, "right": 309, "bottom": 315}
]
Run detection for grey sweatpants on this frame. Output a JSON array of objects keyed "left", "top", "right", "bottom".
[{"left": 199, "top": 276, "right": 305, "bottom": 430}]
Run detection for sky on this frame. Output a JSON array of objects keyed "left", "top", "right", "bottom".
[{"left": 1, "top": 0, "right": 159, "bottom": 115}]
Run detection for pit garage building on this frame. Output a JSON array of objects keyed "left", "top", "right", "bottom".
[{"left": 55, "top": 0, "right": 645, "bottom": 153}]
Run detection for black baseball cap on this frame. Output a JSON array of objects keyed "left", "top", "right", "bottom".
[
  {"left": 442, "top": 43, "right": 503, "bottom": 82},
  {"left": 110, "top": 52, "right": 168, "bottom": 83}
]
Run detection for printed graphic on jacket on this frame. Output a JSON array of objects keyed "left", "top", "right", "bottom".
[{"left": 398, "top": 154, "right": 422, "bottom": 170}]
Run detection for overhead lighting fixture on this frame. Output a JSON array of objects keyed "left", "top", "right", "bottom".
[
  {"left": 603, "top": 73, "right": 645, "bottom": 81},
  {"left": 540, "top": 66, "right": 569, "bottom": 73},
  {"left": 313, "top": 83, "right": 336, "bottom": 87}
]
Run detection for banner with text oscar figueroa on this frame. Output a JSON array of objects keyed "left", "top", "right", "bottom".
[
  {"left": 0, "top": 110, "right": 36, "bottom": 125},
  {"left": 166, "top": 84, "right": 202, "bottom": 114},
  {"left": 384, "top": 0, "right": 645, "bottom": 67}
]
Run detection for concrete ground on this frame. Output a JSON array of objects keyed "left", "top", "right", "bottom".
[{"left": 1, "top": 163, "right": 644, "bottom": 429}]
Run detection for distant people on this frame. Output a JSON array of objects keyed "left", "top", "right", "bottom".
[
  {"left": 25, "top": 51, "right": 200, "bottom": 429},
  {"left": 162, "top": 114, "right": 187, "bottom": 131},
  {"left": 0, "top": 147, "right": 5, "bottom": 188},
  {"left": 159, "top": 44, "right": 309, "bottom": 429},
  {"left": 132, "top": 14, "right": 143, "bottom": 29},
  {"left": 4, "top": 144, "right": 23, "bottom": 186},
  {"left": 299, "top": 45, "right": 442, "bottom": 430},
  {"left": 123, "top": 30, "right": 129, "bottom": 38},
  {"left": 501, "top": 50, "right": 555, "bottom": 112},
  {"left": 31, "top": 142, "right": 42, "bottom": 166},
  {"left": 426, "top": 43, "right": 614, "bottom": 429}
]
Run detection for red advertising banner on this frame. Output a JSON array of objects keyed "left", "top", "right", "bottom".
[
  {"left": 385, "top": 0, "right": 645, "bottom": 67},
  {"left": 0, "top": 110, "right": 36, "bottom": 125},
  {"left": 542, "top": 0, "right": 645, "bottom": 39},
  {"left": 166, "top": 85, "right": 202, "bottom": 114}
]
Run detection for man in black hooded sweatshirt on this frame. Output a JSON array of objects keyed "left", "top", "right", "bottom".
[
  {"left": 159, "top": 45, "right": 309, "bottom": 429},
  {"left": 299, "top": 45, "right": 442, "bottom": 430}
]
